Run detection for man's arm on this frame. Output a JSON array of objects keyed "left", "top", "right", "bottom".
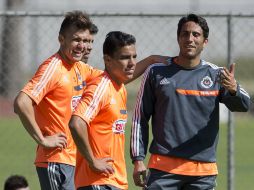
[
  {"left": 131, "top": 68, "right": 154, "bottom": 187},
  {"left": 69, "top": 115, "right": 114, "bottom": 175},
  {"left": 13, "top": 92, "right": 67, "bottom": 148},
  {"left": 125, "top": 55, "right": 169, "bottom": 84},
  {"left": 219, "top": 63, "right": 250, "bottom": 111}
]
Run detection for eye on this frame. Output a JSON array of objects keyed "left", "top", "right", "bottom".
[
  {"left": 119, "top": 55, "right": 130, "bottom": 60},
  {"left": 192, "top": 32, "right": 200, "bottom": 37},
  {"left": 73, "top": 38, "right": 80, "bottom": 42},
  {"left": 180, "top": 31, "right": 188, "bottom": 37}
]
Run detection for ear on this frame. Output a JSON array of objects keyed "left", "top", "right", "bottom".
[
  {"left": 58, "top": 34, "right": 64, "bottom": 45},
  {"left": 103, "top": 55, "right": 111, "bottom": 68},
  {"left": 203, "top": 38, "right": 208, "bottom": 47}
]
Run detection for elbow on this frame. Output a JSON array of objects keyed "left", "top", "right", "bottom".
[
  {"left": 240, "top": 100, "right": 251, "bottom": 112},
  {"left": 69, "top": 116, "right": 87, "bottom": 137},
  {"left": 69, "top": 118, "right": 76, "bottom": 133},
  {"left": 243, "top": 104, "right": 250, "bottom": 112},
  {"left": 69, "top": 116, "right": 80, "bottom": 134}
]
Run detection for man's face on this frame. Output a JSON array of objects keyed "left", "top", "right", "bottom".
[
  {"left": 106, "top": 44, "right": 137, "bottom": 84},
  {"left": 178, "top": 21, "right": 208, "bottom": 59},
  {"left": 82, "top": 34, "right": 95, "bottom": 63},
  {"left": 59, "top": 26, "right": 93, "bottom": 64}
]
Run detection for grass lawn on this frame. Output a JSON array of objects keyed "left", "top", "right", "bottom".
[{"left": 0, "top": 114, "right": 253, "bottom": 189}]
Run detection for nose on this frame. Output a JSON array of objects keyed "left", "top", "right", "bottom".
[
  {"left": 77, "top": 41, "right": 85, "bottom": 49},
  {"left": 128, "top": 57, "right": 136, "bottom": 67},
  {"left": 187, "top": 33, "right": 194, "bottom": 42},
  {"left": 87, "top": 42, "right": 92, "bottom": 51}
]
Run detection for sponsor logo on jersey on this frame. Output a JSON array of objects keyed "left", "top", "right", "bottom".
[
  {"left": 71, "top": 95, "right": 82, "bottom": 111},
  {"left": 112, "top": 119, "right": 126, "bottom": 134},
  {"left": 201, "top": 76, "right": 213, "bottom": 88},
  {"left": 160, "top": 77, "right": 170, "bottom": 85}
]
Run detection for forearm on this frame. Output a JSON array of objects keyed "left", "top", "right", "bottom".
[
  {"left": 131, "top": 119, "right": 149, "bottom": 161},
  {"left": 222, "top": 84, "right": 250, "bottom": 112},
  {"left": 69, "top": 116, "right": 95, "bottom": 165}
]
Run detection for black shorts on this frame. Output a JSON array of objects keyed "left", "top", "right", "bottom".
[{"left": 36, "top": 162, "right": 75, "bottom": 190}]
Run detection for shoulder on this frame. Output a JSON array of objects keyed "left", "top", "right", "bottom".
[
  {"left": 145, "top": 62, "right": 169, "bottom": 74},
  {"left": 148, "top": 57, "right": 174, "bottom": 71},
  {"left": 201, "top": 60, "right": 223, "bottom": 71},
  {"left": 35, "top": 54, "right": 62, "bottom": 77},
  {"left": 77, "top": 61, "right": 103, "bottom": 78},
  {"left": 87, "top": 72, "right": 110, "bottom": 87}
]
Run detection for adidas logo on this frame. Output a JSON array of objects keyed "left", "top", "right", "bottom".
[{"left": 160, "top": 78, "right": 170, "bottom": 85}]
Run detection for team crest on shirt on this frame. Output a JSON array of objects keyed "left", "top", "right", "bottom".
[
  {"left": 201, "top": 76, "right": 213, "bottom": 89},
  {"left": 71, "top": 95, "right": 82, "bottom": 111},
  {"left": 112, "top": 119, "right": 127, "bottom": 134}
]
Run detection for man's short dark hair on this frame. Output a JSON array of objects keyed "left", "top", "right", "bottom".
[
  {"left": 103, "top": 31, "right": 136, "bottom": 57},
  {"left": 177, "top": 13, "right": 209, "bottom": 39},
  {"left": 59, "top": 10, "right": 98, "bottom": 35},
  {"left": 91, "top": 23, "right": 98, "bottom": 35},
  {"left": 4, "top": 175, "right": 29, "bottom": 190}
]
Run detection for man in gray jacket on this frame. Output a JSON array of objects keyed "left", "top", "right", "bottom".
[{"left": 130, "top": 13, "right": 250, "bottom": 190}]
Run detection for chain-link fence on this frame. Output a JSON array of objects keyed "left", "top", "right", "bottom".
[
  {"left": 0, "top": 13, "right": 253, "bottom": 99},
  {"left": 0, "top": 12, "right": 253, "bottom": 190},
  {"left": 0, "top": 12, "right": 253, "bottom": 115}
]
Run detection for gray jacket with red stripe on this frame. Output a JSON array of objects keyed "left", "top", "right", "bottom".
[{"left": 131, "top": 57, "right": 250, "bottom": 163}]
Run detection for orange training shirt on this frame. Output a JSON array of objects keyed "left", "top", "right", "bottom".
[
  {"left": 22, "top": 53, "right": 102, "bottom": 167},
  {"left": 148, "top": 154, "right": 218, "bottom": 176},
  {"left": 73, "top": 72, "right": 128, "bottom": 190}
]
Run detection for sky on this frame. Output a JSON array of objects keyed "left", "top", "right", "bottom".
[{"left": 0, "top": 0, "right": 254, "bottom": 14}]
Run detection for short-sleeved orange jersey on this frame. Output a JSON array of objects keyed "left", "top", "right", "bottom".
[
  {"left": 73, "top": 72, "right": 128, "bottom": 190},
  {"left": 22, "top": 53, "right": 102, "bottom": 166}
]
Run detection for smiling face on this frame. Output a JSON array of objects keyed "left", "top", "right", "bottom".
[
  {"left": 105, "top": 44, "right": 137, "bottom": 85},
  {"left": 58, "top": 25, "right": 94, "bottom": 64},
  {"left": 178, "top": 21, "right": 208, "bottom": 60}
]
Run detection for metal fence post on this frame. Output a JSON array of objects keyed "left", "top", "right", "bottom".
[{"left": 227, "top": 14, "right": 235, "bottom": 190}]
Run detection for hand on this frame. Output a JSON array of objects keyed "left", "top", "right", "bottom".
[
  {"left": 218, "top": 63, "right": 237, "bottom": 95},
  {"left": 89, "top": 157, "right": 114, "bottom": 175},
  {"left": 41, "top": 132, "right": 67, "bottom": 149},
  {"left": 133, "top": 161, "right": 147, "bottom": 187}
]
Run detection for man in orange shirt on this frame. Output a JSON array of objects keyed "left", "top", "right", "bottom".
[
  {"left": 69, "top": 31, "right": 137, "bottom": 190},
  {"left": 14, "top": 11, "right": 168, "bottom": 190},
  {"left": 14, "top": 11, "right": 102, "bottom": 190}
]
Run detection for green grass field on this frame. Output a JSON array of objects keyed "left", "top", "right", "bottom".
[{"left": 0, "top": 114, "right": 253, "bottom": 190}]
